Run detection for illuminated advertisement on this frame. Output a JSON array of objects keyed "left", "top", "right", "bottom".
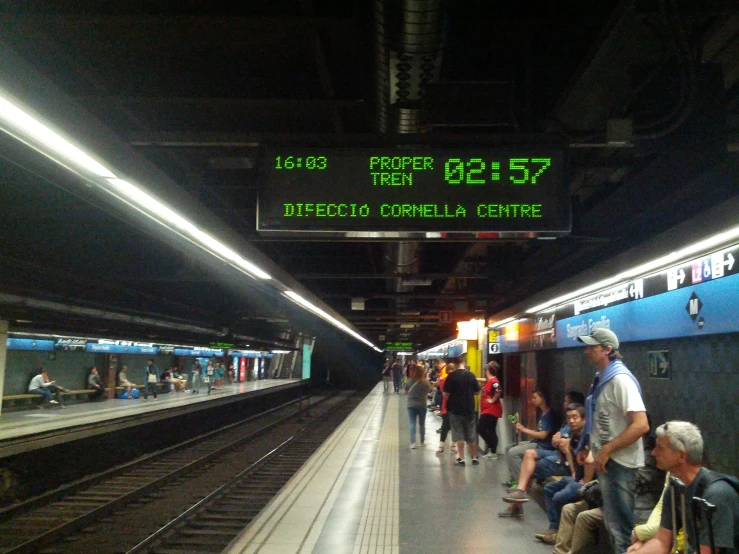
[
  {"left": 258, "top": 148, "right": 569, "bottom": 233},
  {"left": 302, "top": 343, "right": 311, "bottom": 379}
]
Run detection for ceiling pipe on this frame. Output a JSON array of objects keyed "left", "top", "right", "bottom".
[{"left": 373, "top": 0, "right": 447, "bottom": 337}]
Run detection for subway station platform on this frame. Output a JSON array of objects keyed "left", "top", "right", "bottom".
[
  {"left": 225, "top": 383, "right": 551, "bottom": 554},
  {"left": 0, "top": 379, "right": 302, "bottom": 458}
]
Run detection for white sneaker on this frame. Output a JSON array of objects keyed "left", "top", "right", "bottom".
[
  {"left": 49, "top": 400, "right": 59, "bottom": 404},
  {"left": 484, "top": 452, "right": 499, "bottom": 460},
  {"left": 410, "top": 443, "right": 417, "bottom": 449},
  {"left": 418, "top": 443, "right": 426, "bottom": 448}
]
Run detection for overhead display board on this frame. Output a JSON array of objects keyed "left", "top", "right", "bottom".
[{"left": 258, "top": 148, "right": 570, "bottom": 233}]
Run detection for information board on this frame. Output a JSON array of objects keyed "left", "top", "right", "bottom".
[{"left": 258, "top": 148, "right": 570, "bottom": 233}]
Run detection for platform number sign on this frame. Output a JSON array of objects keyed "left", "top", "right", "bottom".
[{"left": 648, "top": 350, "right": 671, "bottom": 380}]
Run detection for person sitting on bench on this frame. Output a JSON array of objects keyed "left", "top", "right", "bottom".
[
  {"left": 87, "top": 367, "right": 105, "bottom": 400},
  {"left": 28, "top": 367, "right": 66, "bottom": 408},
  {"left": 628, "top": 421, "right": 739, "bottom": 554}
]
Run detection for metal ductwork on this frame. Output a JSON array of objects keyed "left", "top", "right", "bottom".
[
  {"left": 373, "top": 0, "right": 446, "bottom": 133},
  {"left": 373, "top": 0, "right": 447, "bottom": 338}
]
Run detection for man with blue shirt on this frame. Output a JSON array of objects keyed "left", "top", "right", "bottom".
[
  {"left": 502, "top": 387, "right": 556, "bottom": 489},
  {"left": 577, "top": 328, "right": 649, "bottom": 554}
]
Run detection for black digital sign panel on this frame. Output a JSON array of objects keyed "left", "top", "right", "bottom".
[{"left": 258, "top": 148, "right": 570, "bottom": 234}]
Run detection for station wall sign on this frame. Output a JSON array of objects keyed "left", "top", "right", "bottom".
[{"left": 647, "top": 350, "right": 671, "bottom": 379}]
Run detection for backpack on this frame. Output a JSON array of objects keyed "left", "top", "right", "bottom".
[{"left": 692, "top": 469, "right": 739, "bottom": 548}]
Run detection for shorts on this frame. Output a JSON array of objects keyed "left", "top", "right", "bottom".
[{"left": 449, "top": 413, "right": 477, "bottom": 443}]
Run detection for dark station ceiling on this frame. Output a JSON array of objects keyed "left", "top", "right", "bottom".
[{"left": 1, "top": 0, "right": 738, "bottom": 350}]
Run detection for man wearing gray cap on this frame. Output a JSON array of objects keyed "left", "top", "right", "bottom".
[{"left": 577, "top": 328, "right": 649, "bottom": 554}]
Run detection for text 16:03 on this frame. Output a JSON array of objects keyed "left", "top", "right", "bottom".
[{"left": 275, "top": 156, "right": 328, "bottom": 170}]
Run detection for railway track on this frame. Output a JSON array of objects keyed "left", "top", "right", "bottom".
[
  {"left": 0, "top": 391, "right": 357, "bottom": 554},
  {"left": 127, "top": 397, "right": 360, "bottom": 554}
]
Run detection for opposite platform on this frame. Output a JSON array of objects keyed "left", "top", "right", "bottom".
[
  {"left": 0, "top": 379, "right": 302, "bottom": 457},
  {"left": 224, "top": 383, "right": 552, "bottom": 554}
]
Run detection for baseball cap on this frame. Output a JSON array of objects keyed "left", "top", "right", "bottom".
[{"left": 577, "top": 328, "right": 619, "bottom": 350}]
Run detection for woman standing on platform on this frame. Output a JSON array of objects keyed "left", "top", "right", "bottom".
[
  {"left": 436, "top": 363, "right": 456, "bottom": 454},
  {"left": 405, "top": 363, "right": 431, "bottom": 449},
  {"left": 479, "top": 361, "right": 503, "bottom": 459}
]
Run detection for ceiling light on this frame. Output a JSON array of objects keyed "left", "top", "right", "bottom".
[
  {"left": 0, "top": 93, "right": 116, "bottom": 178},
  {"left": 526, "top": 225, "right": 739, "bottom": 314},
  {"left": 402, "top": 279, "right": 433, "bottom": 286},
  {"left": 105, "top": 178, "right": 271, "bottom": 281},
  {"left": 283, "top": 291, "right": 382, "bottom": 352}
]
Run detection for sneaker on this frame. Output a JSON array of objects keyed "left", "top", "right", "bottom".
[
  {"left": 436, "top": 428, "right": 442, "bottom": 433},
  {"left": 436, "top": 445, "right": 444, "bottom": 454},
  {"left": 503, "top": 489, "right": 530, "bottom": 503},
  {"left": 455, "top": 457, "right": 465, "bottom": 466},
  {"left": 410, "top": 443, "right": 417, "bottom": 449},
  {"left": 49, "top": 400, "right": 59, "bottom": 404},
  {"left": 484, "top": 452, "right": 499, "bottom": 460},
  {"left": 471, "top": 457, "right": 479, "bottom": 465},
  {"left": 498, "top": 506, "right": 524, "bottom": 518},
  {"left": 535, "top": 530, "right": 558, "bottom": 545},
  {"left": 419, "top": 443, "right": 426, "bottom": 448}
]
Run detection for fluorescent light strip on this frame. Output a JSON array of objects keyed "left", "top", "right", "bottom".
[
  {"left": 0, "top": 94, "right": 116, "bottom": 178},
  {"left": 283, "top": 291, "right": 382, "bottom": 352},
  {"left": 105, "top": 178, "right": 271, "bottom": 280},
  {"left": 526, "top": 225, "right": 739, "bottom": 314},
  {"left": 487, "top": 317, "right": 516, "bottom": 329},
  {"left": 0, "top": 91, "right": 381, "bottom": 350}
]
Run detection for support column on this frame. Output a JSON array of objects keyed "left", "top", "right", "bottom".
[{"left": 0, "top": 320, "right": 8, "bottom": 415}]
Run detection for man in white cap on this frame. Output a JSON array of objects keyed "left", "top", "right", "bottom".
[{"left": 576, "top": 328, "right": 649, "bottom": 554}]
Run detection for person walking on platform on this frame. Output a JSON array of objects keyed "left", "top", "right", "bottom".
[
  {"left": 576, "top": 328, "right": 649, "bottom": 554},
  {"left": 205, "top": 359, "right": 215, "bottom": 394},
  {"left": 191, "top": 359, "right": 202, "bottom": 393},
  {"left": 381, "top": 361, "right": 391, "bottom": 393},
  {"left": 436, "top": 363, "right": 455, "bottom": 454},
  {"left": 391, "top": 359, "right": 402, "bottom": 393},
  {"left": 443, "top": 362, "right": 481, "bottom": 466},
  {"left": 143, "top": 359, "right": 160, "bottom": 400},
  {"left": 28, "top": 367, "right": 65, "bottom": 408},
  {"left": 479, "top": 361, "right": 503, "bottom": 460},
  {"left": 405, "top": 363, "right": 431, "bottom": 449},
  {"left": 87, "top": 367, "right": 105, "bottom": 400}
]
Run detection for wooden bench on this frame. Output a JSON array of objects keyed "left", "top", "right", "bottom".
[{"left": 2, "top": 393, "right": 41, "bottom": 409}]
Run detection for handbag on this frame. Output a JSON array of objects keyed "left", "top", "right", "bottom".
[
  {"left": 578, "top": 479, "right": 603, "bottom": 509},
  {"left": 147, "top": 373, "right": 157, "bottom": 383}
]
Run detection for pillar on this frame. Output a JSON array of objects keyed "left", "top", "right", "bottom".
[{"left": 0, "top": 320, "right": 8, "bottom": 415}]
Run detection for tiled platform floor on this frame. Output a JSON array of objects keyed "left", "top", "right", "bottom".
[
  {"left": 0, "top": 379, "right": 300, "bottom": 442},
  {"left": 225, "top": 383, "right": 554, "bottom": 554}
]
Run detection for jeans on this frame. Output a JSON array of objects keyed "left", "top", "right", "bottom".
[
  {"left": 407, "top": 406, "right": 427, "bottom": 444},
  {"left": 144, "top": 382, "right": 158, "bottom": 399},
  {"left": 545, "top": 477, "right": 582, "bottom": 530},
  {"left": 29, "top": 387, "right": 52, "bottom": 403},
  {"left": 393, "top": 373, "right": 401, "bottom": 392},
  {"left": 599, "top": 459, "right": 638, "bottom": 554}
]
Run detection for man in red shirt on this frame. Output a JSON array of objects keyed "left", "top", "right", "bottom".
[{"left": 479, "top": 361, "right": 503, "bottom": 459}]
